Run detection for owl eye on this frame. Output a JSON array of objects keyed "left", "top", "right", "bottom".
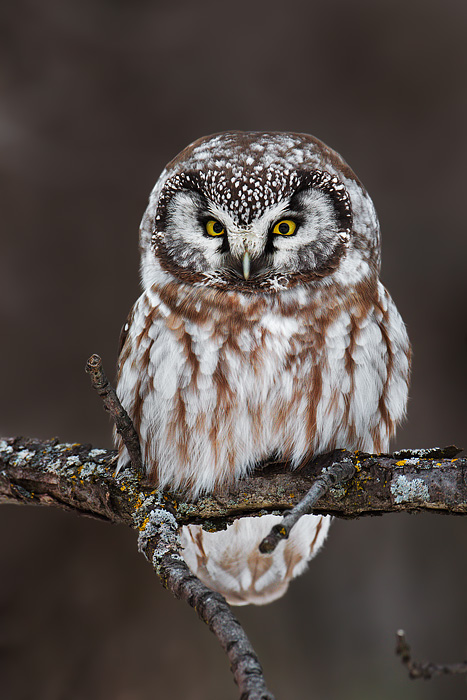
[
  {"left": 205, "top": 219, "right": 225, "bottom": 236},
  {"left": 272, "top": 219, "right": 297, "bottom": 236}
]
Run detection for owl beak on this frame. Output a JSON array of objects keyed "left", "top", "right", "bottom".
[{"left": 242, "top": 250, "right": 251, "bottom": 281}]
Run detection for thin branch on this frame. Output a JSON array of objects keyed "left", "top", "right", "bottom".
[
  {"left": 85, "top": 354, "right": 143, "bottom": 475},
  {"left": 396, "top": 630, "right": 467, "bottom": 679},
  {"left": 138, "top": 510, "right": 275, "bottom": 700},
  {"left": 259, "top": 452, "right": 355, "bottom": 553}
]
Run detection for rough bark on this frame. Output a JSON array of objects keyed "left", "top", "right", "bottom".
[{"left": 1, "top": 437, "right": 465, "bottom": 530}]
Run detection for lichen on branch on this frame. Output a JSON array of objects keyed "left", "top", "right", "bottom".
[{"left": 1, "top": 437, "right": 466, "bottom": 531}]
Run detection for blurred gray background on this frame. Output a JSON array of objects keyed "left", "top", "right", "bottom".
[{"left": 1, "top": 0, "right": 466, "bottom": 698}]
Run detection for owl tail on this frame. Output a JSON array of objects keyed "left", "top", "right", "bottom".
[{"left": 180, "top": 513, "right": 331, "bottom": 606}]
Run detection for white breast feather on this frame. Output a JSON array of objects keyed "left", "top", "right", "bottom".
[{"left": 117, "top": 280, "right": 409, "bottom": 494}]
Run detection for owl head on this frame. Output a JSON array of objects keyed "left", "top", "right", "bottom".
[{"left": 140, "top": 132, "right": 380, "bottom": 294}]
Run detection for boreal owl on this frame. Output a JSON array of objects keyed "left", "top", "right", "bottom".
[{"left": 116, "top": 131, "right": 411, "bottom": 605}]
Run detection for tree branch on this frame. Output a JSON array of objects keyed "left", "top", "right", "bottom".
[
  {"left": 1, "top": 438, "right": 465, "bottom": 528},
  {"left": 396, "top": 630, "right": 467, "bottom": 679},
  {"left": 85, "top": 354, "right": 143, "bottom": 475},
  {"left": 138, "top": 510, "right": 275, "bottom": 700}
]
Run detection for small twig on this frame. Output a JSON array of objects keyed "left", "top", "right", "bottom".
[
  {"left": 138, "top": 511, "right": 276, "bottom": 700},
  {"left": 85, "top": 353, "right": 143, "bottom": 475},
  {"left": 259, "top": 452, "right": 356, "bottom": 554},
  {"left": 396, "top": 629, "right": 467, "bottom": 679}
]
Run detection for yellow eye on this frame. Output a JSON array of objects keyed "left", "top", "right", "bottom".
[
  {"left": 272, "top": 219, "right": 297, "bottom": 236},
  {"left": 205, "top": 219, "right": 225, "bottom": 236}
]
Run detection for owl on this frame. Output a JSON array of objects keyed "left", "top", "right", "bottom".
[{"left": 116, "top": 131, "right": 411, "bottom": 605}]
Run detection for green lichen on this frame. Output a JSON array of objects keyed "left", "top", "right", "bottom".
[{"left": 391, "top": 475, "right": 430, "bottom": 504}]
